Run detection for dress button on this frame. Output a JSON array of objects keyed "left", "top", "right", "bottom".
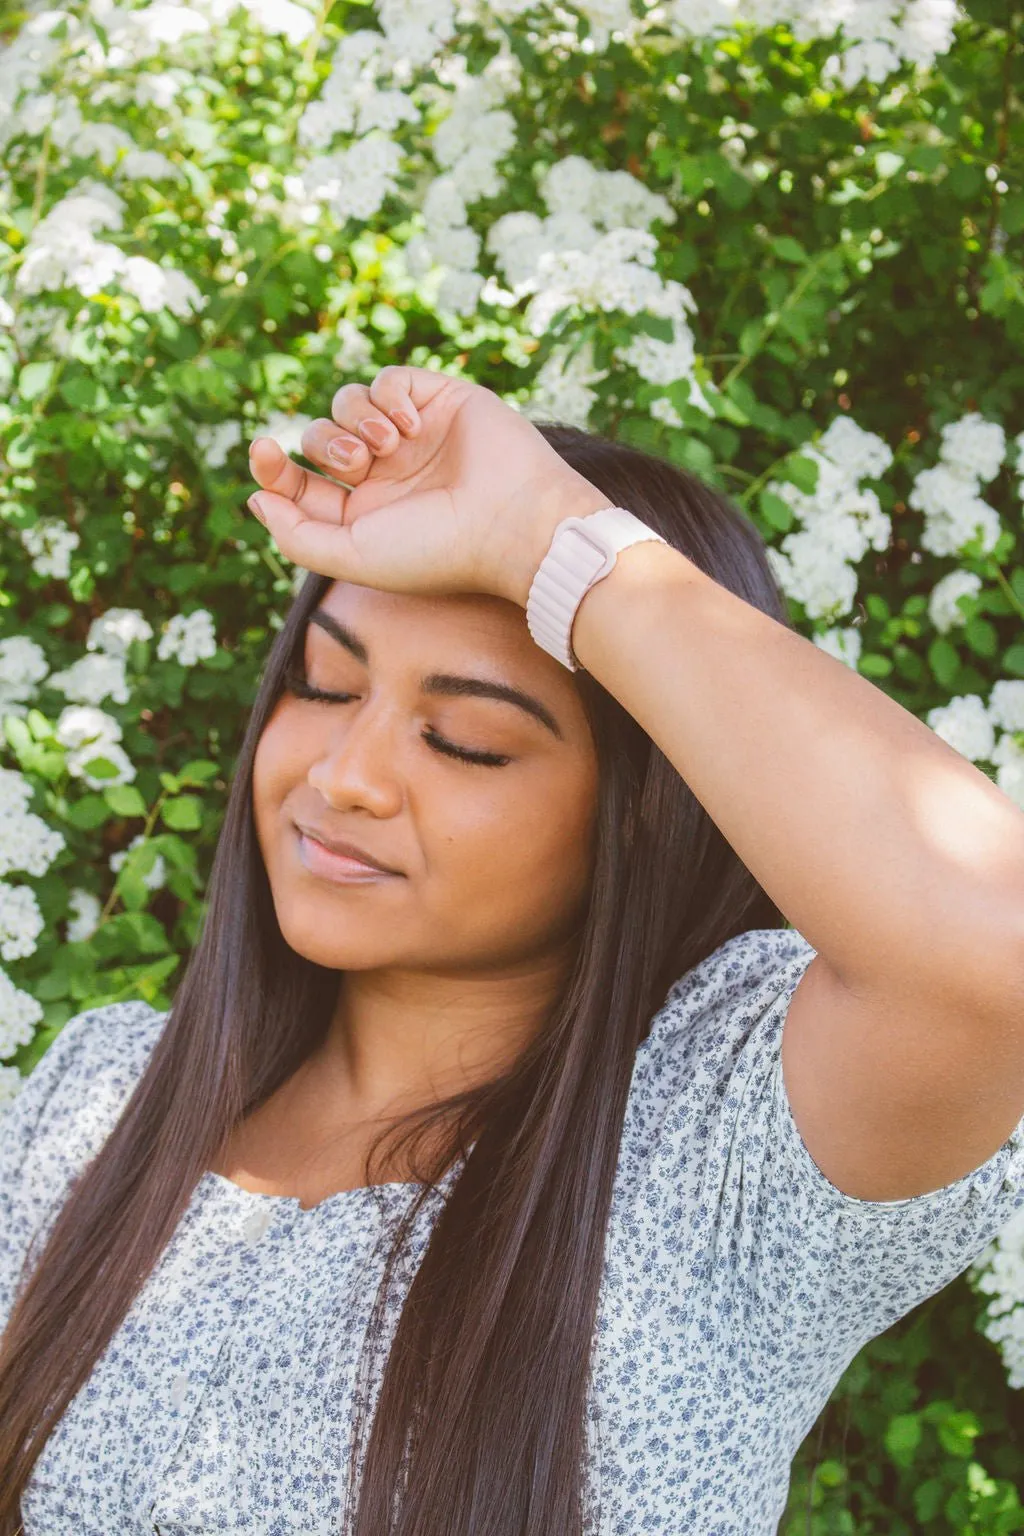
[
  {"left": 242, "top": 1207, "right": 273, "bottom": 1242},
  {"left": 170, "top": 1373, "right": 189, "bottom": 1409}
]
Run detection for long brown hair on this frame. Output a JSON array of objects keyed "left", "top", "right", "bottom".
[{"left": 0, "top": 424, "right": 793, "bottom": 1533}]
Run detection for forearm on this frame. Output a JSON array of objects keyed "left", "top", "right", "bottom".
[{"left": 567, "top": 538, "right": 1024, "bottom": 1010}]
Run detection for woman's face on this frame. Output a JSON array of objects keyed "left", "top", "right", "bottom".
[{"left": 252, "top": 580, "right": 600, "bottom": 976}]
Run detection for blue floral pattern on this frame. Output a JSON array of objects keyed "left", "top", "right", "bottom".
[{"left": 5, "top": 926, "right": 1024, "bottom": 1534}]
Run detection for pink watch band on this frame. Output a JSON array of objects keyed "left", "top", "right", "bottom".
[{"left": 525, "top": 506, "right": 668, "bottom": 671}]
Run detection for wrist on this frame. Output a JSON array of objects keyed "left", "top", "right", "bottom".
[{"left": 500, "top": 470, "right": 616, "bottom": 610}]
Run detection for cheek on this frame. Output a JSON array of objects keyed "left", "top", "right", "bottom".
[
  {"left": 430, "top": 766, "right": 597, "bottom": 919},
  {"left": 251, "top": 712, "right": 304, "bottom": 837}
]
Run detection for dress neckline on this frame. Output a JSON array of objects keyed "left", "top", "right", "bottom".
[{"left": 198, "top": 1163, "right": 461, "bottom": 1217}]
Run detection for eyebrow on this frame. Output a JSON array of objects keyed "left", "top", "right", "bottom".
[{"left": 306, "top": 609, "right": 565, "bottom": 740}]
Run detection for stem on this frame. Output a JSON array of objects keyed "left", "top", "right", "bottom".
[
  {"left": 986, "top": 558, "right": 1024, "bottom": 623},
  {"left": 738, "top": 447, "right": 799, "bottom": 508},
  {"left": 29, "top": 123, "right": 52, "bottom": 229},
  {"left": 720, "top": 248, "right": 835, "bottom": 392},
  {"left": 195, "top": 238, "right": 299, "bottom": 361},
  {"left": 260, "top": 542, "right": 296, "bottom": 584},
  {"left": 95, "top": 787, "right": 172, "bottom": 927}
]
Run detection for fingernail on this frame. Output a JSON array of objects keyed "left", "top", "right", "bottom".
[
  {"left": 327, "top": 439, "right": 362, "bottom": 468},
  {"left": 393, "top": 409, "right": 415, "bottom": 433},
  {"left": 359, "top": 419, "right": 391, "bottom": 450},
  {"left": 247, "top": 494, "right": 267, "bottom": 525}
]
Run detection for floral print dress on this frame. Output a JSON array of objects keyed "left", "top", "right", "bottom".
[{"left": 4, "top": 925, "right": 1024, "bottom": 1535}]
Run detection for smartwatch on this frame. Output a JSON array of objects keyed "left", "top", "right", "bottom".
[{"left": 525, "top": 505, "right": 669, "bottom": 671}]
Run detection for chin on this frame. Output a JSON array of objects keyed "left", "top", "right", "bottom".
[{"left": 272, "top": 906, "right": 405, "bottom": 972}]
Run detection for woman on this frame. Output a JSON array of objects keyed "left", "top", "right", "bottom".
[{"left": 2, "top": 365, "right": 1024, "bottom": 1535}]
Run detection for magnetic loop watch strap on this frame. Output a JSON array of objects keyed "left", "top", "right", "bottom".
[{"left": 526, "top": 506, "right": 669, "bottom": 671}]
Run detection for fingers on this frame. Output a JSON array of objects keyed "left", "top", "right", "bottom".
[
  {"left": 244, "top": 489, "right": 370, "bottom": 584},
  {"left": 330, "top": 368, "right": 422, "bottom": 452},
  {"left": 247, "top": 437, "right": 348, "bottom": 525}
]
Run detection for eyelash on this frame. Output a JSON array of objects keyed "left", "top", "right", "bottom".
[{"left": 282, "top": 671, "right": 511, "bottom": 769}]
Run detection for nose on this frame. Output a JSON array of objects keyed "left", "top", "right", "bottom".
[{"left": 306, "top": 697, "right": 404, "bottom": 816}]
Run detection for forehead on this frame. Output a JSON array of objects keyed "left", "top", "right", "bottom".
[{"left": 309, "top": 580, "right": 553, "bottom": 675}]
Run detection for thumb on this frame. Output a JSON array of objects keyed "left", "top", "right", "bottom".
[{"left": 247, "top": 489, "right": 372, "bottom": 585}]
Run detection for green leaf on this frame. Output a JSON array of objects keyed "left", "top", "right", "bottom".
[
  {"left": 759, "top": 490, "right": 794, "bottom": 531},
  {"left": 738, "top": 320, "right": 762, "bottom": 357},
  {"left": 964, "top": 616, "right": 998, "bottom": 657},
  {"left": 1003, "top": 644, "right": 1024, "bottom": 677},
  {"left": 769, "top": 236, "right": 807, "bottom": 264},
  {"left": 937, "top": 1409, "right": 981, "bottom": 1458},
  {"left": 161, "top": 794, "right": 203, "bottom": 830},
  {"left": 66, "top": 794, "right": 112, "bottom": 830},
  {"left": 120, "top": 912, "right": 171, "bottom": 954},
  {"left": 3, "top": 714, "right": 32, "bottom": 756},
  {"left": 884, "top": 1413, "right": 922, "bottom": 1468},
  {"left": 929, "top": 637, "right": 961, "bottom": 688},
  {"left": 948, "top": 161, "right": 983, "bottom": 199},
  {"left": 782, "top": 455, "right": 819, "bottom": 494},
  {"left": 59, "top": 374, "right": 109, "bottom": 411},
  {"left": 858, "top": 653, "right": 893, "bottom": 678},
  {"left": 78, "top": 753, "right": 123, "bottom": 781},
  {"left": 18, "top": 361, "right": 56, "bottom": 402},
  {"left": 177, "top": 759, "right": 221, "bottom": 785},
  {"left": 104, "top": 784, "right": 148, "bottom": 818}
]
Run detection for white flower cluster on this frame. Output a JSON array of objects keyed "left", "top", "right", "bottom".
[
  {"left": 56, "top": 705, "right": 137, "bottom": 789},
  {"left": 66, "top": 886, "right": 102, "bottom": 943},
  {"left": 766, "top": 416, "right": 894, "bottom": 622},
  {"left": 0, "top": 635, "right": 50, "bottom": 716},
  {"left": 925, "top": 680, "right": 1024, "bottom": 809},
  {"left": 523, "top": 337, "right": 611, "bottom": 431},
  {"left": 909, "top": 412, "right": 1005, "bottom": 559},
  {"left": 0, "top": 6, "right": 66, "bottom": 155},
  {"left": 15, "top": 180, "right": 204, "bottom": 317},
  {"left": 486, "top": 153, "right": 675, "bottom": 294},
  {"left": 970, "top": 1203, "right": 1024, "bottom": 1388},
  {"left": 252, "top": 410, "right": 314, "bottom": 457},
  {"left": 195, "top": 419, "right": 243, "bottom": 470},
  {"left": 48, "top": 652, "right": 132, "bottom": 708},
  {"left": 299, "top": 130, "right": 406, "bottom": 228},
  {"left": 0, "top": 766, "right": 65, "bottom": 1070},
  {"left": 927, "top": 568, "right": 983, "bottom": 634},
  {"left": 0, "top": 766, "right": 66, "bottom": 881},
  {"left": 812, "top": 624, "right": 863, "bottom": 670},
  {"left": 87, "top": 607, "right": 154, "bottom": 657},
  {"left": 19, "top": 518, "right": 81, "bottom": 580},
  {"left": 466, "top": 0, "right": 958, "bottom": 82},
  {"left": 0, "top": 881, "right": 45, "bottom": 962},
  {"left": 25, "top": 608, "right": 156, "bottom": 780},
  {"left": 400, "top": 55, "right": 521, "bottom": 314},
  {"left": 156, "top": 609, "right": 218, "bottom": 666},
  {"left": 511, "top": 227, "right": 709, "bottom": 428},
  {"left": 297, "top": 31, "right": 420, "bottom": 151},
  {"left": 91, "top": 0, "right": 317, "bottom": 68}
]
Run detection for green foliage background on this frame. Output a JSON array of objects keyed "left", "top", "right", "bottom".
[{"left": 1, "top": 0, "right": 1023, "bottom": 1527}]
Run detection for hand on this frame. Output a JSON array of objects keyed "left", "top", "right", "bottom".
[{"left": 245, "top": 365, "right": 613, "bottom": 608}]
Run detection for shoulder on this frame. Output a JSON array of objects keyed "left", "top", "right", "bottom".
[
  {"left": 644, "top": 924, "right": 816, "bottom": 1075},
  {"left": 0, "top": 998, "right": 168, "bottom": 1327},
  {"left": 1, "top": 998, "right": 168, "bottom": 1200}
]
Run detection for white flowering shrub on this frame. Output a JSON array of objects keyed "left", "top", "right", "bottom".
[{"left": 2, "top": 0, "right": 1023, "bottom": 1520}]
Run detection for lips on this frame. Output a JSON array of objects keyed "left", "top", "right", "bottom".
[{"left": 293, "top": 823, "right": 402, "bottom": 875}]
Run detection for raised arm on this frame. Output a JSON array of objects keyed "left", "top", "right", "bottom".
[
  {"left": 565, "top": 537, "right": 1024, "bottom": 1201},
  {"left": 247, "top": 362, "right": 1024, "bottom": 1204}
]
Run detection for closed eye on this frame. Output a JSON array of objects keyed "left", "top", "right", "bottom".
[{"left": 281, "top": 670, "right": 512, "bottom": 768}]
